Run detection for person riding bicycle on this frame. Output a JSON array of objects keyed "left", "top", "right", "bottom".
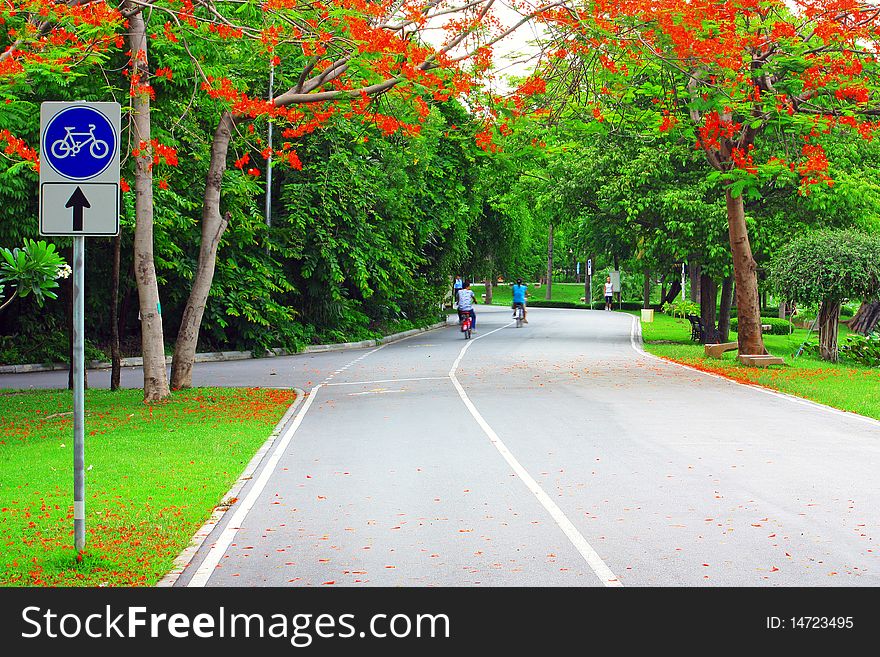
[
  {"left": 457, "top": 280, "right": 477, "bottom": 331},
  {"left": 511, "top": 279, "right": 528, "bottom": 323}
]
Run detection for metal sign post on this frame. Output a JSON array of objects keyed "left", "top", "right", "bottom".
[
  {"left": 72, "top": 236, "right": 85, "bottom": 552},
  {"left": 40, "top": 101, "right": 120, "bottom": 554},
  {"left": 681, "top": 262, "right": 687, "bottom": 301},
  {"left": 587, "top": 259, "right": 592, "bottom": 309}
]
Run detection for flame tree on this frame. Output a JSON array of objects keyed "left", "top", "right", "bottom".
[
  {"left": 2, "top": 1, "right": 557, "bottom": 394},
  {"left": 533, "top": 0, "right": 880, "bottom": 356}
]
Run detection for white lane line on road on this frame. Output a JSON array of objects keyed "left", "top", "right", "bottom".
[
  {"left": 325, "top": 376, "right": 448, "bottom": 387},
  {"left": 187, "top": 384, "right": 324, "bottom": 587},
  {"left": 189, "top": 327, "right": 442, "bottom": 585},
  {"left": 323, "top": 344, "right": 387, "bottom": 384},
  {"left": 627, "top": 314, "right": 880, "bottom": 430},
  {"left": 448, "top": 321, "right": 623, "bottom": 587}
]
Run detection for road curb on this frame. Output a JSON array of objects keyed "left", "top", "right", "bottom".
[
  {"left": 629, "top": 314, "right": 880, "bottom": 429},
  {"left": 0, "top": 319, "right": 454, "bottom": 375},
  {"left": 156, "top": 388, "right": 306, "bottom": 587}
]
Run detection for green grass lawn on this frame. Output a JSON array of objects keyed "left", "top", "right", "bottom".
[
  {"left": 0, "top": 387, "right": 296, "bottom": 587},
  {"left": 472, "top": 282, "right": 596, "bottom": 306},
  {"left": 637, "top": 311, "right": 880, "bottom": 420}
]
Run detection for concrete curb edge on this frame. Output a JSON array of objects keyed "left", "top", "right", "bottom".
[
  {"left": 629, "top": 314, "right": 880, "bottom": 429},
  {"left": 1, "top": 318, "right": 454, "bottom": 375}
]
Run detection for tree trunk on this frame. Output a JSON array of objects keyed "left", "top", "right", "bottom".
[
  {"left": 170, "top": 111, "right": 235, "bottom": 389},
  {"left": 699, "top": 273, "right": 718, "bottom": 344},
  {"left": 484, "top": 278, "right": 493, "bottom": 304},
  {"left": 846, "top": 301, "right": 880, "bottom": 335},
  {"left": 818, "top": 299, "right": 842, "bottom": 362},
  {"left": 545, "top": 222, "right": 553, "bottom": 301},
  {"left": 718, "top": 274, "right": 734, "bottom": 343},
  {"left": 642, "top": 272, "right": 651, "bottom": 309},
  {"left": 660, "top": 274, "right": 667, "bottom": 305},
  {"left": 725, "top": 188, "right": 766, "bottom": 355},
  {"left": 613, "top": 255, "right": 620, "bottom": 304},
  {"left": 128, "top": 7, "right": 171, "bottom": 402},
  {"left": 661, "top": 280, "right": 681, "bottom": 306},
  {"left": 110, "top": 233, "right": 122, "bottom": 391},
  {"left": 778, "top": 300, "right": 786, "bottom": 320}
]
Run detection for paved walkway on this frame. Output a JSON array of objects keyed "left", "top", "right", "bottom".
[{"left": 5, "top": 306, "right": 878, "bottom": 586}]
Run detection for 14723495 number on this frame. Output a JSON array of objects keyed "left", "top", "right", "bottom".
[{"left": 790, "top": 617, "right": 853, "bottom": 629}]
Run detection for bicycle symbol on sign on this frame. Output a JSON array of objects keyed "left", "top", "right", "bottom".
[{"left": 50, "top": 124, "right": 110, "bottom": 160}]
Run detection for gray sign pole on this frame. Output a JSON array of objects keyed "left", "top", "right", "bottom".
[
  {"left": 587, "top": 259, "right": 592, "bottom": 310},
  {"left": 681, "top": 263, "right": 687, "bottom": 301},
  {"left": 72, "top": 235, "right": 86, "bottom": 552}
]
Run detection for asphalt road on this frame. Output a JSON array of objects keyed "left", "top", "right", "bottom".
[{"left": 5, "top": 306, "right": 879, "bottom": 586}]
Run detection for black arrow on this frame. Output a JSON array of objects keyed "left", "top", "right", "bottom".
[{"left": 65, "top": 186, "right": 90, "bottom": 232}]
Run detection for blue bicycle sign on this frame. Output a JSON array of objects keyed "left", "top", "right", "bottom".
[
  {"left": 50, "top": 124, "right": 110, "bottom": 160},
  {"left": 42, "top": 106, "right": 116, "bottom": 180}
]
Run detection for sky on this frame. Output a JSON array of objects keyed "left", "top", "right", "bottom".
[{"left": 421, "top": 0, "right": 549, "bottom": 95}]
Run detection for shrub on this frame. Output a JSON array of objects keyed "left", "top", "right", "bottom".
[
  {"left": 526, "top": 300, "right": 655, "bottom": 311},
  {"left": 662, "top": 298, "right": 700, "bottom": 318},
  {"left": 729, "top": 316, "right": 792, "bottom": 335},
  {"left": 839, "top": 331, "right": 880, "bottom": 367},
  {"left": 527, "top": 300, "right": 580, "bottom": 309}
]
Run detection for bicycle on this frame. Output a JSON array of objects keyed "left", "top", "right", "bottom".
[
  {"left": 513, "top": 303, "right": 525, "bottom": 328},
  {"left": 50, "top": 124, "right": 110, "bottom": 160},
  {"left": 458, "top": 310, "right": 473, "bottom": 339}
]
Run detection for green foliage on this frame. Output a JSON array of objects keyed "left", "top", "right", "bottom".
[
  {"left": 276, "top": 101, "right": 480, "bottom": 341},
  {"left": 0, "top": 315, "right": 106, "bottom": 365},
  {"left": 662, "top": 298, "right": 700, "bottom": 318},
  {"left": 839, "top": 332, "right": 880, "bottom": 367},
  {"left": 729, "top": 317, "right": 792, "bottom": 335},
  {"left": 526, "top": 300, "right": 582, "bottom": 309},
  {"left": 526, "top": 300, "right": 647, "bottom": 310},
  {"left": 769, "top": 229, "right": 880, "bottom": 305},
  {"left": 0, "top": 239, "right": 68, "bottom": 309}
]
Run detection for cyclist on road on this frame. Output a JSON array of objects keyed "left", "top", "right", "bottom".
[
  {"left": 457, "top": 280, "right": 477, "bottom": 331},
  {"left": 511, "top": 279, "right": 528, "bottom": 323}
]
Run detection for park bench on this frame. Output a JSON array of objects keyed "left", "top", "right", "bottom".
[
  {"left": 738, "top": 354, "right": 785, "bottom": 367},
  {"left": 686, "top": 314, "right": 721, "bottom": 344},
  {"left": 704, "top": 342, "right": 737, "bottom": 358}
]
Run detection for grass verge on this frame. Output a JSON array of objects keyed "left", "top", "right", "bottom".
[
  {"left": 636, "top": 312, "right": 880, "bottom": 421},
  {"left": 0, "top": 387, "right": 296, "bottom": 587},
  {"left": 472, "top": 282, "right": 596, "bottom": 307}
]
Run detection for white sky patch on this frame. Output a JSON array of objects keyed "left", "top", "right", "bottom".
[{"left": 418, "top": 0, "right": 548, "bottom": 95}]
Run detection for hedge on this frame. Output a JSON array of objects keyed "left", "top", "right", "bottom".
[
  {"left": 526, "top": 300, "right": 661, "bottom": 311},
  {"left": 729, "top": 316, "right": 792, "bottom": 335}
]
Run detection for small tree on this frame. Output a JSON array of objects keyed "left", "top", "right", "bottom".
[
  {"left": 0, "top": 239, "right": 69, "bottom": 313},
  {"left": 769, "top": 230, "right": 880, "bottom": 362}
]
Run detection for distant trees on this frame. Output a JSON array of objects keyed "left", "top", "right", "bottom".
[
  {"left": 535, "top": 0, "right": 880, "bottom": 358},
  {"left": 770, "top": 229, "right": 880, "bottom": 361}
]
